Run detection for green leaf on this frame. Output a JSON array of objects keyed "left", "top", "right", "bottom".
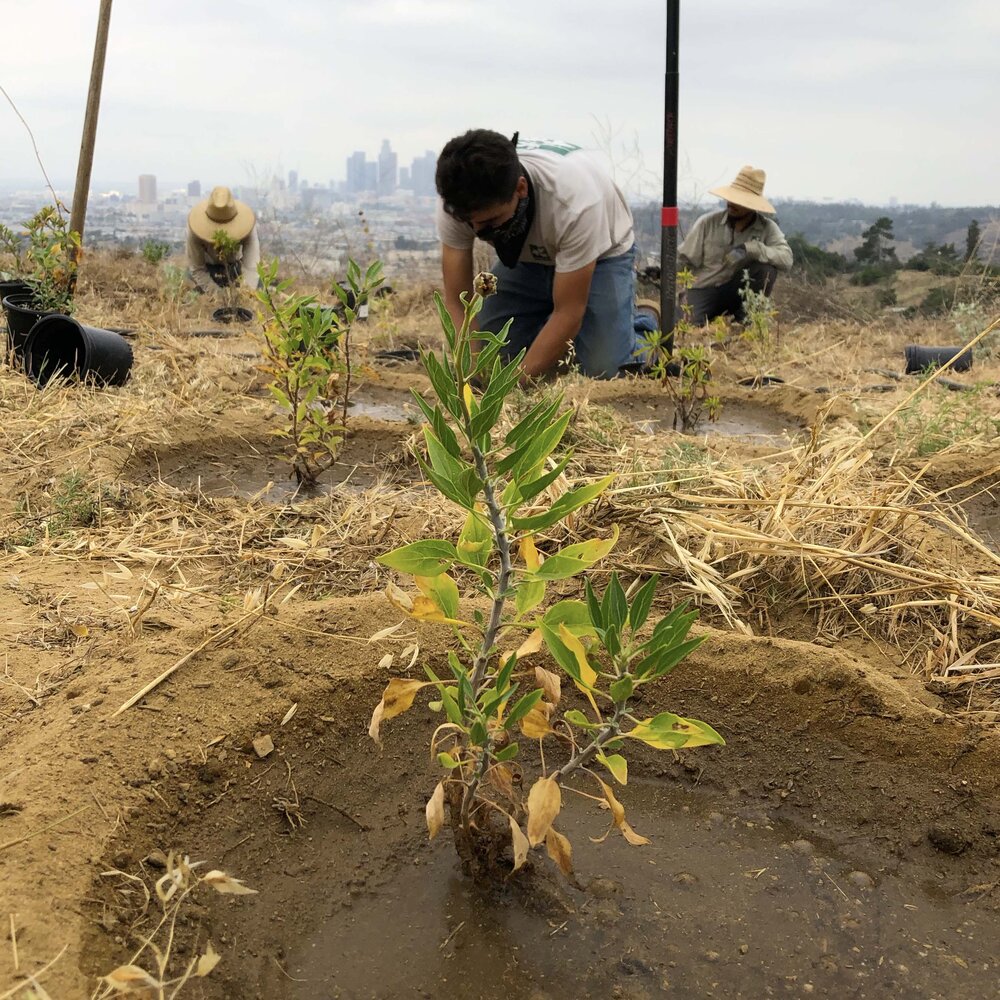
[
  {"left": 503, "top": 688, "right": 544, "bottom": 730},
  {"left": 584, "top": 578, "right": 604, "bottom": 632},
  {"left": 511, "top": 474, "right": 616, "bottom": 531},
  {"left": 457, "top": 509, "right": 493, "bottom": 569},
  {"left": 540, "top": 600, "right": 596, "bottom": 637},
  {"left": 628, "top": 575, "right": 660, "bottom": 634},
  {"left": 634, "top": 636, "right": 705, "bottom": 681},
  {"left": 437, "top": 752, "right": 460, "bottom": 770},
  {"left": 597, "top": 751, "right": 628, "bottom": 785},
  {"left": 498, "top": 408, "right": 572, "bottom": 481},
  {"left": 539, "top": 623, "right": 583, "bottom": 686},
  {"left": 506, "top": 395, "right": 563, "bottom": 450},
  {"left": 416, "top": 455, "right": 476, "bottom": 510},
  {"left": 433, "top": 291, "right": 458, "bottom": 350},
  {"left": 470, "top": 721, "right": 488, "bottom": 746},
  {"left": 481, "top": 682, "right": 518, "bottom": 722},
  {"left": 526, "top": 528, "right": 619, "bottom": 582},
  {"left": 602, "top": 574, "right": 629, "bottom": 633},
  {"left": 494, "top": 743, "right": 520, "bottom": 762},
  {"left": 516, "top": 578, "right": 546, "bottom": 616},
  {"left": 496, "top": 652, "right": 517, "bottom": 692},
  {"left": 424, "top": 426, "right": 471, "bottom": 482},
  {"left": 564, "top": 708, "right": 599, "bottom": 729},
  {"left": 610, "top": 676, "right": 634, "bottom": 703},
  {"left": 377, "top": 539, "right": 458, "bottom": 576},
  {"left": 512, "top": 455, "right": 572, "bottom": 504}
]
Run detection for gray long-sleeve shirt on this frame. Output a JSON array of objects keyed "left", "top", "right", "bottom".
[
  {"left": 678, "top": 209, "right": 792, "bottom": 288},
  {"left": 186, "top": 224, "right": 261, "bottom": 292}
]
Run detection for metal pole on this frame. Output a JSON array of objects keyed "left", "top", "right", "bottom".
[
  {"left": 70, "top": 0, "right": 114, "bottom": 243},
  {"left": 660, "top": 0, "right": 679, "bottom": 353}
]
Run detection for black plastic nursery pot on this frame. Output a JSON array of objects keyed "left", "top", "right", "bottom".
[
  {"left": 24, "top": 315, "right": 134, "bottom": 387},
  {"left": 0, "top": 279, "right": 33, "bottom": 304},
  {"left": 211, "top": 306, "right": 254, "bottom": 324},
  {"left": 904, "top": 344, "right": 973, "bottom": 375},
  {"left": 2, "top": 292, "right": 61, "bottom": 356}
]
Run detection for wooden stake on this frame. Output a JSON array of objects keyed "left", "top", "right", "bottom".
[{"left": 70, "top": 0, "right": 114, "bottom": 243}]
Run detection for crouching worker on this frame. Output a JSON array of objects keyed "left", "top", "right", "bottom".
[
  {"left": 435, "top": 130, "right": 654, "bottom": 380},
  {"left": 679, "top": 166, "right": 792, "bottom": 326},
  {"left": 186, "top": 186, "right": 261, "bottom": 294}
]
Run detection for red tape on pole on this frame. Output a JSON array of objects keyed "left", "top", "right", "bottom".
[{"left": 661, "top": 206, "right": 678, "bottom": 227}]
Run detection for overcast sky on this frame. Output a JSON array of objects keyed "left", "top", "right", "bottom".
[{"left": 1, "top": 0, "right": 997, "bottom": 206}]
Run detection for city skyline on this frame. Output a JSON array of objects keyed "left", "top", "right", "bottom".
[{"left": 1, "top": 1, "right": 997, "bottom": 207}]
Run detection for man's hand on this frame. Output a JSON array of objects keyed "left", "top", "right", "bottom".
[{"left": 724, "top": 245, "right": 749, "bottom": 268}]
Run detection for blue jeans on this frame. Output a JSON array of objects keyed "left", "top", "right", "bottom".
[{"left": 478, "top": 245, "right": 649, "bottom": 379}]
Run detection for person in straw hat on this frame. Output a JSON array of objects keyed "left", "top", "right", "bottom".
[
  {"left": 186, "top": 186, "right": 261, "bottom": 294},
  {"left": 678, "top": 165, "right": 792, "bottom": 326}
]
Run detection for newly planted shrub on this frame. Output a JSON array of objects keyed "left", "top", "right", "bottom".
[
  {"left": 256, "top": 257, "right": 383, "bottom": 487},
  {"left": 370, "top": 274, "right": 723, "bottom": 879},
  {"left": 638, "top": 270, "right": 723, "bottom": 432},
  {"left": 739, "top": 270, "right": 779, "bottom": 383}
]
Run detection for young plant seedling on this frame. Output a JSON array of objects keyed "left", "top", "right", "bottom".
[
  {"left": 638, "top": 269, "right": 723, "bottom": 432},
  {"left": 370, "top": 273, "right": 724, "bottom": 880},
  {"left": 256, "top": 257, "right": 384, "bottom": 487}
]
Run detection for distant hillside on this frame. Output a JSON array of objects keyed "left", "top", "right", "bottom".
[{"left": 632, "top": 200, "right": 1000, "bottom": 264}]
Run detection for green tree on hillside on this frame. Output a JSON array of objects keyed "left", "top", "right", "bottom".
[
  {"left": 965, "top": 219, "right": 981, "bottom": 262},
  {"left": 854, "top": 216, "right": 898, "bottom": 266}
]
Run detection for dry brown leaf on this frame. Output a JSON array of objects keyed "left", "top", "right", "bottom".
[
  {"left": 202, "top": 870, "right": 258, "bottom": 895},
  {"left": 368, "top": 700, "right": 386, "bottom": 743},
  {"left": 426, "top": 781, "right": 445, "bottom": 840},
  {"left": 369, "top": 621, "right": 407, "bottom": 642},
  {"left": 377, "top": 653, "right": 394, "bottom": 670},
  {"left": 526, "top": 776, "right": 561, "bottom": 846},
  {"left": 596, "top": 776, "right": 650, "bottom": 846},
  {"left": 103, "top": 964, "right": 160, "bottom": 991},
  {"left": 386, "top": 581, "right": 413, "bottom": 613},
  {"left": 516, "top": 629, "right": 544, "bottom": 659},
  {"left": 280, "top": 704, "right": 297, "bottom": 727},
  {"left": 195, "top": 941, "right": 221, "bottom": 977},
  {"left": 510, "top": 816, "right": 530, "bottom": 871},
  {"left": 534, "top": 666, "right": 561, "bottom": 706},
  {"left": 545, "top": 827, "right": 574, "bottom": 876},
  {"left": 621, "top": 820, "right": 651, "bottom": 846},
  {"left": 69, "top": 623, "right": 90, "bottom": 638}
]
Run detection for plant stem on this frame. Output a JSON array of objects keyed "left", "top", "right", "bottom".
[{"left": 552, "top": 709, "right": 623, "bottom": 782}]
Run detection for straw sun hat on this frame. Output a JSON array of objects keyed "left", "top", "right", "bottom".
[
  {"left": 188, "top": 186, "right": 255, "bottom": 242},
  {"left": 709, "top": 166, "right": 775, "bottom": 214}
]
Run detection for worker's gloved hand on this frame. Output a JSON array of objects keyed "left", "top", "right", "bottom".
[{"left": 724, "top": 245, "right": 749, "bottom": 268}]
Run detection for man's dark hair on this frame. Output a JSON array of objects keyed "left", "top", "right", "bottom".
[{"left": 435, "top": 129, "right": 521, "bottom": 219}]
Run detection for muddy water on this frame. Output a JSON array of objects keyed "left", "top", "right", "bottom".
[{"left": 283, "top": 780, "right": 999, "bottom": 1000}]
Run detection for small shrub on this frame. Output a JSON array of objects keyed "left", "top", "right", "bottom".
[
  {"left": 256, "top": 257, "right": 383, "bottom": 487},
  {"left": 141, "top": 239, "right": 171, "bottom": 265},
  {"left": 370, "top": 272, "right": 723, "bottom": 880}
]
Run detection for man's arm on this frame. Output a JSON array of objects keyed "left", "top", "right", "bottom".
[
  {"left": 240, "top": 226, "right": 261, "bottom": 288},
  {"left": 521, "top": 262, "right": 594, "bottom": 377},
  {"left": 677, "top": 214, "right": 707, "bottom": 272},
  {"left": 186, "top": 230, "right": 214, "bottom": 293},
  {"left": 746, "top": 222, "right": 793, "bottom": 271},
  {"left": 441, "top": 243, "right": 475, "bottom": 332}
]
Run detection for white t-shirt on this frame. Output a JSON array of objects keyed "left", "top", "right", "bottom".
[{"left": 436, "top": 139, "right": 635, "bottom": 272}]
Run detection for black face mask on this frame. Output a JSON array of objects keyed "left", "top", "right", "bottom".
[{"left": 475, "top": 180, "right": 534, "bottom": 268}]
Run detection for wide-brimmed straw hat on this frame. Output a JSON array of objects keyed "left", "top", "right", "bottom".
[
  {"left": 188, "top": 186, "right": 255, "bottom": 242},
  {"left": 709, "top": 166, "right": 775, "bottom": 214}
]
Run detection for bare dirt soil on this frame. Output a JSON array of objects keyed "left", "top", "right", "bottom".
[{"left": 2, "top": 254, "right": 1000, "bottom": 998}]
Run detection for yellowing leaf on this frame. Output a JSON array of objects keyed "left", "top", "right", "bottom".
[
  {"left": 597, "top": 751, "right": 628, "bottom": 785},
  {"left": 621, "top": 820, "right": 651, "bottom": 846},
  {"left": 545, "top": 827, "right": 574, "bottom": 876},
  {"left": 626, "top": 712, "right": 726, "bottom": 750},
  {"left": 557, "top": 623, "right": 599, "bottom": 713},
  {"left": 369, "top": 678, "right": 431, "bottom": 742},
  {"left": 534, "top": 666, "right": 561, "bottom": 706},
  {"left": 202, "top": 870, "right": 257, "bottom": 895},
  {"left": 526, "top": 776, "right": 561, "bottom": 847},
  {"left": 519, "top": 704, "right": 553, "bottom": 739},
  {"left": 195, "top": 942, "right": 221, "bottom": 977},
  {"left": 510, "top": 816, "right": 530, "bottom": 871},
  {"left": 516, "top": 629, "right": 544, "bottom": 659},
  {"left": 463, "top": 382, "right": 475, "bottom": 412},
  {"left": 519, "top": 534, "right": 541, "bottom": 571},
  {"left": 595, "top": 776, "right": 650, "bottom": 847},
  {"left": 69, "top": 623, "right": 90, "bottom": 638},
  {"left": 426, "top": 781, "right": 445, "bottom": 840},
  {"left": 103, "top": 964, "right": 160, "bottom": 991},
  {"left": 385, "top": 581, "right": 413, "bottom": 613},
  {"left": 415, "top": 573, "right": 460, "bottom": 621}
]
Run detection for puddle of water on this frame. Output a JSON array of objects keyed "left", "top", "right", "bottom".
[
  {"left": 284, "top": 780, "right": 1000, "bottom": 999},
  {"left": 348, "top": 397, "right": 419, "bottom": 424},
  {"left": 610, "top": 397, "right": 801, "bottom": 443}
]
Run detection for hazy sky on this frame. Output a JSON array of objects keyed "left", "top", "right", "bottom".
[{"left": 1, "top": 0, "right": 998, "bottom": 206}]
